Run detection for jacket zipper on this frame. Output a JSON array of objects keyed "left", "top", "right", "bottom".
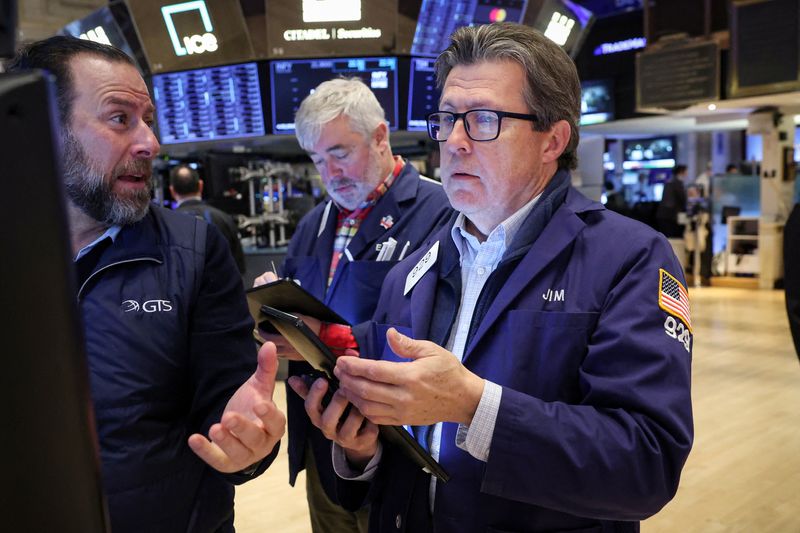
[{"left": 77, "top": 257, "right": 163, "bottom": 301}]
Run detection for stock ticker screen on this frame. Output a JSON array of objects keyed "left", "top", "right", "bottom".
[
  {"left": 407, "top": 57, "right": 441, "bottom": 131},
  {"left": 152, "top": 62, "right": 266, "bottom": 144},
  {"left": 270, "top": 57, "right": 399, "bottom": 134}
]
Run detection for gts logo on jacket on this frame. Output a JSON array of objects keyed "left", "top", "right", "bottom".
[{"left": 122, "top": 299, "right": 174, "bottom": 313}]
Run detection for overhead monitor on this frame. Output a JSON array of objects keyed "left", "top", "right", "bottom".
[
  {"left": 266, "top": 0, "right": 397, "bottom": 58},
  {"left": 622, "top": 137, "right": 676, "bottom": 170},
  {"left": 59, "top": 6, "right": 137, "bottom": 62},
  {"left": 152, "top": 61, "right": 267, "bottom": 144},
  {"left": 124, "top": 0, "right": 254, "bottom": 73},
  {"left": 580, "top": 79, "right": 614, "bottom": 125},
  {"left": 411, "top": 0, "right": 530, "bottom": 57},
  {"left": 524, "top": 0, "right": 595, "bottom": 57},
  {"left": 270, "top": 57, "right": 399, "bottom": 134},
  {"left": 407, "top": 56, "right": 441, "bottom": 131}
]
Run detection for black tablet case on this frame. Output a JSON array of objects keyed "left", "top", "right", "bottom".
[{"left": 246, "top": 280, "right": 450, "bottom": 482}]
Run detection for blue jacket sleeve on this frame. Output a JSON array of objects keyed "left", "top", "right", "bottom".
[{"left": 189, "top": 223, "right": 279, "bottom": 482}]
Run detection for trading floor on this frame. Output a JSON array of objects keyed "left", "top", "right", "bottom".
[{"left": 232, "top": 287, "right": 800, "bottom": 532}]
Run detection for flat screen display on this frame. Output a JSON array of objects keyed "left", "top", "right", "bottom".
[
  {"left": 59, "top": 6, "right": 137, "bottom": 61},
  {"left": 152, "top": 61, "right": 266, "bottom": 144},
  {"left": 580, "top": 79, "right": 613, "bottom": 125},
  {"left": 266, "top": 0, "right": 397, "bottom": 58},
  {"left": 407, "top": 57, "right": 441, "bottom": 131},
  {"left": 411, "top": 0, "right": 529, "bottom": 57},
  {"left": 622, "top": 137, "right": 676, "bottom": 170},
  {"left": 270, "top": 57, "right": 399, "bottom": 134},
  {"left": 125, "top": 0, "right": 254, "bottom": 73}
]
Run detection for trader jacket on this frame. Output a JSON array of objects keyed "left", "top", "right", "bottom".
[
  {"left": 281, "top": 161, "right": 452, "bottom": 500},
  {"left": 77, "top": 206, "right": 275, "bottom": 533},
  {"left": 345, "top": 171, "right": 694, "bottom": 532}
]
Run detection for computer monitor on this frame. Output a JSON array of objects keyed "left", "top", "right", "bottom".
[
  {"left": 151, "top": 61, "right": 268, "bottom": 145},
  {"left": 0, "top": 71, "right": 109, "bottom": 532},
  {"left": 622, "top": 137, "right": 676, "bottom": 170},
  {"left": 580, "top": 79, "right": 614, "bottom": 125},
  {"left": 407, "top": 56, "right": 441, "bottom": 132},
  {"left": 124, "top": 0, "right": 255, "bottom": 73},
  {"left": 58, "top": 6, "right": 140, "bottom": 69},
  {"left": 270, "top": 56, "right": 399, "bottom": 134},
  {"left": 411, "top": 0, "right": 530, "bottom": 57}
]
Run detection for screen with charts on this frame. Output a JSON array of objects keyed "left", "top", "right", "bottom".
[
  {"left": 411, "top": 0, "right": 529, "bottom": 57},
  {"left": 270, "top": 57, "right": 399, "bottom": 134},
  {"left": 152, "top": 61, "right": 267, "bottom": 144},
  {"left": 407, "top": 57, "right": 441, "bottom": 131}
]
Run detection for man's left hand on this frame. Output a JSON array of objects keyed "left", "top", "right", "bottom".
[
  {"left": 188, "top": 341, "right": 286, "bottom": 473},
  {"left": 334, "top": 328, "right": 485, "bottom": 427}
]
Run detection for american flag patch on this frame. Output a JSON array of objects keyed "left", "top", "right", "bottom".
[{"left": 659, "top": 269, "right": 691, "bottom": 331}]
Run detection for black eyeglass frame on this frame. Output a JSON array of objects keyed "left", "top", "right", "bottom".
[{"left": 425, "top": 109, "right": 539, "bottom": 142}]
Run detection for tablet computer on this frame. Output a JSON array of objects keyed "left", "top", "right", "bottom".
[{"left": 248, "top": 281, "right": 449, "bottom": 482}]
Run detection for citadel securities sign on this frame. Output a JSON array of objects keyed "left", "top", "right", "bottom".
[
  {"left": 282, "top": 27, "right": 382, "bottom": 42},
  {"left": 266, "top": 0, "right": 396, "bottom": 58}
]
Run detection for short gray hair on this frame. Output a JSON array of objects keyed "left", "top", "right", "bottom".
[
  {"left": 294, "top": 77, "right": 388, "bottom": 150},
  {"left": 435, "top": 22, "right": 581, "bottom": 170}
]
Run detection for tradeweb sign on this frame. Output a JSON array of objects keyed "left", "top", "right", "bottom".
[{"left": 161, "top": 0, "right": 219, "bottom": 56}]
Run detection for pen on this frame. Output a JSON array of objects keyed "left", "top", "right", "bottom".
[{"left": 397, "top": 240, "right": 411, "bottom": 261}]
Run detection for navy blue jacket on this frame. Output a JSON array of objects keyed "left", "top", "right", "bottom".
[
  {"left": 346, "top": 171, "right": 693, "bottom": 532},
  {"left": 281, "top": 161, "right": 452, "bottom": 499},
  {"left": 76, "top": 206, "right": 275, "bottom": 533}
]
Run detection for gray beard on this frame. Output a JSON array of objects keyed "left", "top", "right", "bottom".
[{"left": 61, "top": 129, "right": 153, "bottom": 226}]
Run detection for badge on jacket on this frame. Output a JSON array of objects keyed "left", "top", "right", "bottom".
[
  {"left": 380, "top": 215, "right": 394, "bottom": 230},
  {"left": 404, "top": 241, "right": 439, "bottom": 295}
]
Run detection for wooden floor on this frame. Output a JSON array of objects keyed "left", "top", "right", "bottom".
[{"left": 233, "top": 287, "right": 800, "bottom": 532}]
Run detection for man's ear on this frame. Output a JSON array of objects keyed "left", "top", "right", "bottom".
[
  {"left": 372, "top": 122, "right": 390, "bottom": 153},
  {"left": 541, "top": 120, "right": 571, "bottom": 165},
  {"left": 198, "top": 179, "right": 204, "bottom": 196},
  {"left": 169, "top": 185, "right": 177, "bottom": 200}
]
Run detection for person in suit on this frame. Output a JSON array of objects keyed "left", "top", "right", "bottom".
[
  {"left": 170, "top": 164, "right": 246, "bottom": 273},
  {"left": 657, "top": 164, "right": 688, "bottom": 238},
  {"left": 253, "top": 77, "right": 452, "bottom": 533},
  {"left": 292, "top": 23, "right": 693, "bottom": 532}
]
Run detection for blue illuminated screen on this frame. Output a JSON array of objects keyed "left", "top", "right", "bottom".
[
  {"left": 270, "top": 57, "right": 399, "bottom": 134},
  {"left": 152, "top": 62, "right": 266, "bottom": 145},
  {"left": 622, "top": 137, "right": 676, "bottom": 170},
  {"left": 580, "top": 79, "right": 614, "bottom": 125},
  {"left": 412, "top": 0, "right": 529, "bottom": 57},
  {"left": 407, "top": 57, "right": 441, "bottom": 131}
]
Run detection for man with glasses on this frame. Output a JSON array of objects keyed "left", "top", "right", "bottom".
[{"left": 291, "top": 23, "right": 693, "bottom": 532}]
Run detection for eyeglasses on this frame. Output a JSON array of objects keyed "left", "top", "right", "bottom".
[{"left": 426, "top": 109, "right": 539, "bottom": 142}]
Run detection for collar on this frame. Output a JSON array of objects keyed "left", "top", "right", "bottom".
[
  {"left": 176, "top": 196, "right": 203, "bottom": 206},
  {"left": 450, "top": 192, "right": 541, "bottom": 259},
  {"left": 74, "top": 225, "right": 121, "bottom": 261}
]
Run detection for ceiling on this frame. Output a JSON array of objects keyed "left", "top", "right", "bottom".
[{"left": 582, "top": 90, "right": 800, "bottom": 138}]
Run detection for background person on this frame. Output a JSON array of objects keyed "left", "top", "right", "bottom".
[
  {"left": 293, "top": 22, "right": 693, "bottom": 533},
  {"left": 253, "top": 77, "right": 451, "bottom": 532},
  {"left": 6, "top": 36, "right": 285, "bottom": 533},
  {"left": 657, "top": 163, "right": 688, "bottom": 238},
  {"left": 170, "top": 163, "right": 246, "bottom": 273}
]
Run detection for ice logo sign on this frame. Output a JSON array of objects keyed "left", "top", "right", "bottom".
[
  {"left": 302, "top": 0, "right": 361, "bottom": 22},
  {"left": 161, "top": 0, "right": 219, "bottom": 56},
  {"left": 544, "top": 11, "right": 575, "bottom": 46}
]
